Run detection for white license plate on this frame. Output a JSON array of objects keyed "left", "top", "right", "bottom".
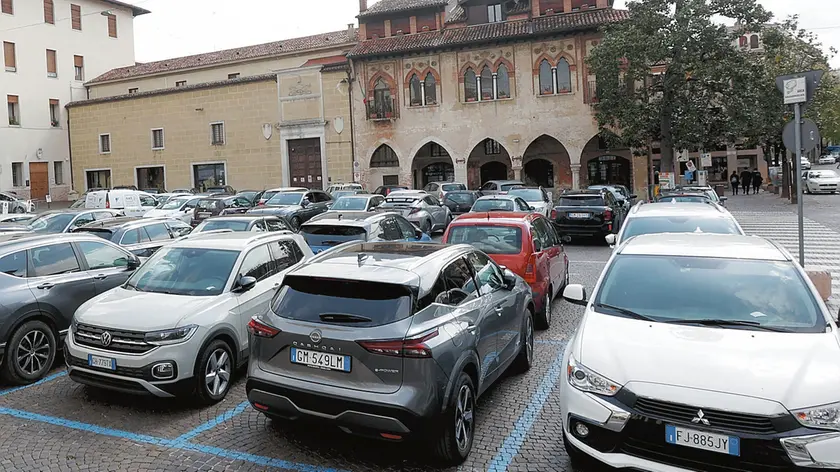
[
  {"left": 88, "top": 354, "right": 116, "bottom": 371},
  {"left": 568, "top": 212, "right": 590, "bottom": 219},
  {"left": 665, "top": 425, "right": 740, "bottom": 456},
  {"left": 290, "top": 347, "right": 351, "bottom": 372}
]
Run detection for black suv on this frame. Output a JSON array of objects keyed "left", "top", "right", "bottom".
[
  {"left": 552, "top": 189, "right": 626, "bottom": 240},
  {"left": 0, "top": 233, "right": 140, "bottom": 384},
  {"left": 71, "top": 217, "right": 192, "bottom": 258}
]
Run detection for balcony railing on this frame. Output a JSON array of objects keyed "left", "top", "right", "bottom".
[{"left": 367, "top": 97, "right": 399, "bottom": 121}]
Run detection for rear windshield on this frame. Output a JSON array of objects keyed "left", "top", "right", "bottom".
[
  {"left": 500, "top": 183, "right": 521, "bottom": 191},
  {"left": 472, "top": 199, "right": 514, "bottom": 212},
  {"left": 447, "top": 225, "right": 522, "bottom": 254},
  {"left": 558, "top": 196, "right": 604, "bottom": 206},
  {"left": 657, "top": 195, "right": 710, "bottom": 203},
  {"left": 446, "top": 193, "right": 476, "bottom": 203},
  {"left": 301, "top": 225, "right": 367, "bottom": 247},
  {"left": 198, "top": 220, "right": 250, "bottom": 232},
  {"left": 442, "top": 183, "right": 466, "bottom": 191},
  {"left": 331, "top": 197, "right": 368, "bottom": 211},
  {"left": 267, "top": 193, "right": 304, "bottom": 206},
  {"left": 272, "top": 276, "right": 413, "bottom": 327},
  {"left": 74, "top": 228, "right": 116, "bottom": 241},
  {"left": 196, "top": 200, "right": 218, "bottom": 210},
  {"left": 508, "top": 189, "right": 543, "bottom": 202},
  {"left": 622, "top": 216, "right": 741, "bottom": 240}
]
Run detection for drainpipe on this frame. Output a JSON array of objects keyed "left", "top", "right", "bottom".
[
  {"left": 67, "top": 110, "right": 74, "bottom": 197},
  {"left": 347, "top": 60, "right": 358, "bottom": 183}
]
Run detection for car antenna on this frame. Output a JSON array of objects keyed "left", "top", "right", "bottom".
[{"left": 357, "top": 252, "right": 368, "bottom": 266}]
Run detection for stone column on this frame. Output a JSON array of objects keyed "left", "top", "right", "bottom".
[
  {"left": 571, "top": 164, "right": 581, "bottom": 190},
  {"left": 454, "top": 157, "right": 468, "bottom": 186},
  {"left": 511, "top": 154, "right": 523, "bottom": 181}
]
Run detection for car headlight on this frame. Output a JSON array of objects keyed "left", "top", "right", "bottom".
[
  {"left": 567, "top": 354, "right": 622, "bottom": 396},
  {"left": 144, "top": 325, "right": 198, "bottom": 345},
  {"left": 792, "top": 402, "right": 840, "bottom": 431}
]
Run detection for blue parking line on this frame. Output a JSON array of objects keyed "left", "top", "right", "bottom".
[
  {"left": 174, "top": 400, "right": 250, "bottom": 443},
  {"left": 0, "top": 370, "right": 67, "bottom": 397},
  {"left": 486, "top": 344, "right": 566, "bottom": 472}
]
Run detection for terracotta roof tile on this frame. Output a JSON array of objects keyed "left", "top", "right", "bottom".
[
  {"left": 359, "top": 0, "right": 448, "bottom": 18},
  {"left": 349, "top": 8, "right": 629, "bottom": 57},
  {"left": 88, "top": 29, "right": 357, "bottom": 84}
]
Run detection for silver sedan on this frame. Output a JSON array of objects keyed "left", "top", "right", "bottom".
[{"left": 376, "top": 190, "right": 452, "bottom": 234}]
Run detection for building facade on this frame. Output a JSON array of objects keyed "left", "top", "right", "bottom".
[
  {"left": 67, "top": 28, "right": 357, "bottom": 193},
  {"left": 348, "top": 0, "right": 647, "bottom": 197},
  {"left": 1, "top": 0, "right": 147, "bottom": 200}
]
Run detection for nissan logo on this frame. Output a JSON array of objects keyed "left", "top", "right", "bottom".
[
  {"left": 309, "top": 330, "right": 322, "bottom": 344},
  {"left": 100, "top": 331, "right": 112, "bottom": 347}
]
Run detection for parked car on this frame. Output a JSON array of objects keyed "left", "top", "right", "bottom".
[
  {"left": 71, "top": 216, "right": 192, "bottom": 258},
  {"left": 83, "top": 189, "right": 159, "bottom": 217},
  {"left": 818, "top": 154, "right": 835, "bottom": 165},
  {"left": 801, "top": 157, "right": 812, "bottom": 170},
  {"left": 329, "top": 189, "right": 369, "bottom": 202},
  {"left": 0, "top": 233, "right": 140, "bottom": 384},
  {"left": 376, "top": 190, "right": 451, "bottom": 234},
  {"left": 66, "top": 231, "right": 313, "bottom": 402},
  {"left": 248, "top": 189, "right": 332, "bottom": 229},
  {"left": 422, "top": 181, "right": 467, "bottom": 201},
  {"left": 246, "top": 241, "right": 535, "bottom": 464},
  {"left": 443, "top": 212, "right": 569, "bottom": 328},
  {"left": 152, "top": 192, "right": 193, "bottom": 206},
  {"left": 326, "top": 183, "right": 364, "bottom": 195},
  {"left": 655, "top": 191, "right": 714, "bottom": 204},
  {"left": 470, "top": 195, "right": 532, "bottom": 213},
  {"left": 0, "top": 191, "right": 30, "bottom": 214},
  {"left": 675, "top": 185, "right": 728, "bottom": 206},
  {"left": 372, "top": 185, "right": 409, "bottom": 196},
  {"left": 443, "top": 190, "right": 480, "bottom": 216},
  {"left": 2, "top": 209, "right": 124, "bottom": 235},
  {"left": 478, "top": 180, "right": 523, "bottom": 196},
  {"left": 560, "top": 232, "right": 840, "bottom": 471},
  {"left": 300, "top": 211, "right": 431, "bottom": 253},
  {"left": 144, "top": 196, "right": 202, "bottom": 223},
  {"left": 552, "top": 190, "right": 625, "bottom": 240},
  {"left": 588, "top": 185, "right": 635, "bottom": 212},
  {"left": 193, "top": 215, "right": 292, "bottom": 234},
  {"left": 607, "top": 202, "right": 744, "bottom": 247},
  {"left": 803, "top": 169, "right": 840, "bottom": 194},
  {"left": 170, "top": 188, "right": 195, "bottom": 194},
  {"left": 235, "top": 190, "right": 262, "bottom": 206},
  {"left": 141, "top": 188, "right": 166, "bottom": 194},
  {"left": 253, "top": 187, "right": 309, "bottom": 207},
  {"left": 507, "top": 187, "right": 552, "bottom": 217},
  {"left": 0, "top": 214, "right": 35, "bottom": 224},
  {"left": 192, "top": 195, "right": 253, "bottom": 227},
  {"left": 113, "top": 185, "right": 138, "bottom": 190},
  {"left": 204, "top": 186, "right": 236, "bottom": 195},
  {"left": 327, "top": 194, "right": 384, "bottom": 212}
]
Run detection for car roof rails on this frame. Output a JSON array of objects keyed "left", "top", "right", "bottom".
[
  {"left": 174, "top": 228, "right": 234, "bottom": 242},
  {"left": 248, "top": 230, "right": 294, "bottom": 242}
]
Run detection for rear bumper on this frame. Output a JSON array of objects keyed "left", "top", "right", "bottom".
[{"left": 553, "top": 223, "right": 613, "bottom": 237}]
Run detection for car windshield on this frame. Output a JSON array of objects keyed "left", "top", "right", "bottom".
[
  {"left": 70, "top": 199, "right": 86, "bottom": 209},
  {"left": 266, "top": 192, "right": 304, "bottom": 206},
  {"left": 508, "top": 189, "right": 543, "bottom": 202},
  {"left": 622, "top": 216, "right": 740, "bottom": 240},
  {"left": 124, "top": 247, "right": 239, "bottom": 296},
  {"left": 446, "top": 193, "right": 476, "bottom": 203},
  {"left": 272, "top": 276, "right": 413, "bottom": 328},
  {"left": 558, "top": 196, "right": 604, "bottom": 206},
  {"left": 27, "top": 213, "right": 74, "bottom": 233},
  {"left": 197, "top": 220, "right": 250, "bottom": 232},
  {"left": 447, "top": 225, "right": 522, "bottom": 254},
  {"left": 812, "top": 171, "right": 839, "bottom": 178},
  {"left": 301, "top": 225, "right": 367, "bottom": 247},
  {"left": 595, "top": 255, "right": 824, "bottom": 333},
  {"left": 331, "top": 191, "right": 356, "bottom": 200},
  {"left": 331, "top": 197, "right": 368, "bottom": 211},
  {"left": 197, "top": 199, "right": 219, "bottom": 210},
  {"left": 160, "top": 197, "right": 191, "bottom": 210},
  {"left": 442, "top": 183, "right": 465, "bottom": 191},
  {"left": 657, "top": 195, "right": 710, "bottom": 203},
  {"left": 472, "top": 199, "right": 514, "bottom": 212}
]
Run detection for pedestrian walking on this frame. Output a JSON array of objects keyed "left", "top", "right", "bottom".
[
  {"left": 730, "top": 171, "right": 740, "bottom": 195},
  {"left": 752, "top": 168, "right": 762, "bottom": 194},
  {"left": 740, "top": 169, "right": 752, "bottom": 195}
]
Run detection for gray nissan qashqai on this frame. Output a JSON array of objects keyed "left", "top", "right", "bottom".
[{"left": 246, "top": 241, "right": 535, "bottom": 465}]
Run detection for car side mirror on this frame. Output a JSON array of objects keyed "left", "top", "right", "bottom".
[
  {"left": 561, "top": 235, "right": 572, "bottom": 243},
  {"left": 605, "top": 234, "right": 616, "bottom": 246},
  {"left": 629, "top": 194, "right": 637, "bottom": 200},
  {"left": 301, "top": 200, "right": 310, "bottom": 207},
  {"left": 126, "top": 257, "right": 140, "bottom": 270},
  {"left": 233, "top": 275, "right": 257, "bottom": 293},
  {"left": 529, "top": 205, "right": 536, "bottom": 211},
  {"left": 533, "top": 238, "right": 542, "bottom": 252},
  {"left": 562, "top": 284, "right": 588, "bottom": 306},
  {"left": 502, "top": 268, "right": 517, "bottom": 290},
  {"left": 415, "top": 228, "right": 424, "bottom": 239}
]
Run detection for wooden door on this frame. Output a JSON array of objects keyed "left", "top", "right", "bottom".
[
  {"left": 288, "top": 138, "right": 322, "bottom": 189},
  {"left": 29, "top": 162, "right": 49, "bottom": 199}
]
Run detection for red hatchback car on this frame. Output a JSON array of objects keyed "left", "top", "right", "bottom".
[{"left": 442, "top": 212, "right": 569, "bottom": 329}]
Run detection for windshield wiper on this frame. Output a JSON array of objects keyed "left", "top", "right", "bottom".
[
  {"left": 318, "top": 313, "right": 373, "bottom": 323},
  {"left": 594, "top": 303, "right": 657, "bottom": 322},
  {"left": 661, "top": 319, "right": 791, "bottom": 332}
]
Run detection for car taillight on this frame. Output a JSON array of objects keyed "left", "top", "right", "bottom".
[
  {"left": 408, "top": 207, "right": 421, "bottom": 215},
  {"left": 247, "top": 317, "right": 280, "bottom": 338},
  {"left": 604, "top": 209, "right": 613, "bottom": 221},
  {"left": 106, "top": 200, "right": 110, "bottom": 208},
  {"left": 524, "top": 254, "right": 537, "bottom": 284},
  {"left": 550, "top": 209, "right": 557, "bottom": 220},
  {"left": 358, "top": 329, "right": 438, "bottom": 358}
]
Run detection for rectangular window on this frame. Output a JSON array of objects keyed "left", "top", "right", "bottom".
[
  {"left": 73, "top": 55, "right": 84, "bottom": 81},
  {"left": 151, "top": 128, "right": 164, "bottom": 150},
  {"left": 107, "top": 13, "right": 117, "bottom": 37},
  {"left": 54, "top": 161, "right": 64, "bottom": 185},
  {"left": 488, "top": 4, "right": 503, "bottom": 23},
  {"left": 86, "top": 170, "right": 111, "bottom": 190},
  {"left": 70, "top": 4, "right": 81, "bottom": 30},
  {"left": 11, "top": 162, "right": 22, "bottom": 187},
  {"left": 3, "top": 41, "right": 15, "bottom": 72},
  {"left": 227, "top": 73, "right": 240, "bottom": 80},
  {"left": 1, "top": 0, "right": 12, "bottom": 15},
  {"left": 49, "top": 99, "right": 59, "bottom": 127},
  {"left": 382, "top": 175, "right": 399, "bottom": 185},
  {"left": 175, "top": 80, "right": 186, "bottom": 87},
  {"left": 210, "top": 122, "right": 225, "bottom": 145},
  {"left": 44, "top": 0, "right": 54, "bottom": 23},
  {"left": 99, "top": 133, "right": 111, "bottom": 154},
  {"left": 128, "top": 88, "right": 138, "bottom": 94},
  {"left": 46, "top": 49, "right": 57, "bottom": 77},
  {"left": 484, "top": 139, "right": 501, "bottom": 155},
  {"left": 7, "top": 95, "right": 19, "bottom": 125}
]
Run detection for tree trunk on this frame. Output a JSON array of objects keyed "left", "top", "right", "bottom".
[
  {"left": 781, "top": 149, "right": 790, "bottom": 199},
  {"left": 660, "top": 103, "right": 675, "bottom": 173}
]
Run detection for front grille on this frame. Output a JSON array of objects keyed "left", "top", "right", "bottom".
[
  {"left": 634, "top": 397, "right": 783, "bottom": 434},
  {"left": 65, "top": 353, "right": 147, "bottom": 379},
  {"left": 74, "top": 323, "right": 155, "bottom": 354}
]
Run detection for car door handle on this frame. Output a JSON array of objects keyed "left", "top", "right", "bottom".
[
  {"left": 466, "top": 323, "right": 477, "bottom": 334},
  {"left": 36, "top": 283, "right": 55, "bottom": 289},
  {"left": 495, "top": 306, "right": 504, "bottom": 315},
  {"left": 93, "top": 274, "right": 107, "bottom": 280}
]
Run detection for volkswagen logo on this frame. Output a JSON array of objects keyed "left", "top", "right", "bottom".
[
  {"left": 309, "top": 330, "right": 322, "bottom": 344},
  {"left": 692, "top": 409, "right": 710, "bottom": 426},
  {"left": 100, "top": 331, "right": 112, "bottom": 347}
]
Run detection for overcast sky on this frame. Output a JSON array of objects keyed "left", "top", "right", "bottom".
[{"left": 131, "top": 0, "right": 839, "bottom": 67}]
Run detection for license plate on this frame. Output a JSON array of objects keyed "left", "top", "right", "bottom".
[
  {"left": 666, "top": 425, "right": 740, "bottom": 456},
  {"left": 568, "top": 212, "right": 590, "bottom": 219},
  {"left": 87, "top": 354, "right": 116, "bottom": 371},
  {"left": 198, "top": 212, "right": 211, "bottom": 217},
  {"left": 290, "top": 347, "right": 351, "bottom": 372}
]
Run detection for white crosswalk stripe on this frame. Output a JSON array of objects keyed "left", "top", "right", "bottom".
[{"left": 732, "top": 211, "right": 840, "bottom": 313}]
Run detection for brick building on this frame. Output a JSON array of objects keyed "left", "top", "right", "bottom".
[{"left": 347, "top": 0, "right": 647, "bottom": 196}]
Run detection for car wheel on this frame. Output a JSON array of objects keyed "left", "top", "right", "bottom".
[
  {"left": 2, "top": 320, "right": 56, "bottom": 385},
  {"left": 290, "top": 216, "right": 301, "bottom": 230},
  {"left": 511, "top": 308, "right": 534, "bottom": 373},
  {"left": 195, "top": 339, "right": 233, "bottom": 404},
  {"left": 535, "top": 288, "right": 551, "bottom": 330},
  {"left": 13, "top": 206, "right": 24, "bottom": 214},
  {"left": 421, "top": 219, "right": 432, "bottom": 235},
  {"left": 433, "top": 372, "right": 475, "bottom": 465}
]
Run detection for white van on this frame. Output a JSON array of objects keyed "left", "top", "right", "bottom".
[{"left": 85, "top": 190, "right": 158, "bottom": 217}]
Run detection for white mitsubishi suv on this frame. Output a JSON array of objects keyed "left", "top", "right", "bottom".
[
  {"left": 65, "top": 231, "right": 312, "bottom": 403},
  {"left": 560, "top": 233, "right": 840, "bottom": 471}
]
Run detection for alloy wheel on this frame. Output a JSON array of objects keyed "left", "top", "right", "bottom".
[
  {"left": 545, "top": 291, "right": 552, "bottom": 327},
  {"left": 525, "top": 315, "right": 534, "bottom": 364},
  {"left": 204, "top": 348, "right": 231, "bottom": 397},
  {"left": 16, "top": 329, "right": 51, "bottom": 376},
  {"left": 454, "top": 384, "right": 474, "bottom": 452}
]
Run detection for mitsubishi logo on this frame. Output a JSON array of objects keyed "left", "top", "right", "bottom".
[
  {"left": 692, "top": 409, "right": 710, "bottom": 426},
  {"left": 309, "top": 330, "right": 322, "bottom": 344},
  {"left": 100, "top": 331, "right": 112, "bottom": 347}
]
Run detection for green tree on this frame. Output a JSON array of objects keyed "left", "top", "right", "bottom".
[{"left": 587, "top": 0, "right": 771, "bottom": 172}]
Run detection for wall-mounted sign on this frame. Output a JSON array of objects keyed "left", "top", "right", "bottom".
[
  {"left": 334, "top": 117, "right": 345, "bottom": 134},
  {"left": 597, "top": 155, "right": 617, "bottom": 162},
  {"left": 262, "top": 123, "right": 273, "bottom": 140}
]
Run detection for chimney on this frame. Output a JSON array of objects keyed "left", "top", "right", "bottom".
[
  {"left": 360, "top": 0, "right": 367, "bottom": 12},
  {"left": 348, "top": 23, "right": 356, "bottom": 39}
]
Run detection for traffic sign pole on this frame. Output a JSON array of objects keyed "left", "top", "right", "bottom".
[{"left": 794, "top": 102, "right": 805, "bottom": 267}]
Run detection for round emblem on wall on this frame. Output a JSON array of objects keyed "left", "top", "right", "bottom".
[
  {"left": 431, "top": 61, "right": 437, "bottom": 66},
  {"left": 505, "top": 52, "right": 511, "bottom": 57},
  {"left": 534, "top": 48, "right": 541, "bottom": 54},
  {"left": 550, "top": 46, "right": 557, "bottom": 52},
  {"left": 567, "top": 44, "right": 574, "bottom": 50},
  {"left": 405, "top": 64, "right": 412, "bottom": 69}
]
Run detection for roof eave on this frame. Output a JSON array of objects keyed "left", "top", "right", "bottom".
[
  {"left": 357, "top": 1, "right": 449, "bottom": 19},
  {"left": 101, "top": 0, "right": 151, "bottom": 16}
]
